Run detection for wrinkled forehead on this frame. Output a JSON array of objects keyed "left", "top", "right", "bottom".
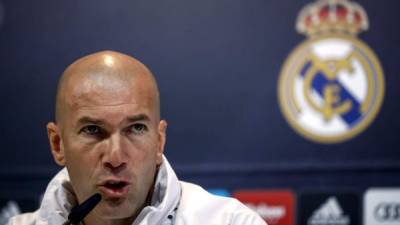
[{"left": 64, "top": 72, "right": 158, "bottom": 109}]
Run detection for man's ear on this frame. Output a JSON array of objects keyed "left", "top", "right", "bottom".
[
  {"left": 156, "top": 120, "right": 167, "bottom": 165},
  {"left": 47, "top": 122, "right": 66, "bottom": 166}
]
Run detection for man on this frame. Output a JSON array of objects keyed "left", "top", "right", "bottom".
[{"left": 8, "top": 51, "right": 266, "bottom": 225}]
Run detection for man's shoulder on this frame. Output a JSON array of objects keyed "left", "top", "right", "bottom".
[
  {"left": 177, "top": 181, "right": 266, "bottom": 225},
  {"left": 180, "top": 181, "right": 242, "bottom": 207},
  {"left": 7, "top": 211, "right": 38, "bottom": 225}
]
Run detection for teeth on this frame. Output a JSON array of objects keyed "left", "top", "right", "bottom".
[{"left": 108, "top": 181, "right": 118, "bottom": 185}]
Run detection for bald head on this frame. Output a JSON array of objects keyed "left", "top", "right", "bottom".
[{"left": 55, "top": 51, "right": 160, "bottom": 125}]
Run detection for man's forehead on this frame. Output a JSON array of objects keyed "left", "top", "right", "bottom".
[
  {"left": 73, "top": 105, "right": 153, "bottom": 127},
  {"left": 66, "top": 78, "right": 155, "bottom": 108},
  {"left": 65, "top": 89, "right": 157, "bottom": 127}
]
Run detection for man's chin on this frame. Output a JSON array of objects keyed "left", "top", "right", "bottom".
[{"left": 93, "top": 199, "right": 137, "bottom": 219}]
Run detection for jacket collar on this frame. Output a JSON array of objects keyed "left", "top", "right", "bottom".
[{"left": 36, "top": 156, "right": 181, "bottom": 225}]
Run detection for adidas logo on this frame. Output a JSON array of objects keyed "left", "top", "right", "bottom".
[
  {"left": 308, "top": 197, "right": 350, "bottom": 225},
  {"left": 246, "top": 203, "right": 285, "bottom": 224},
  {"left": 0, "top": 201, "right": 21, "bottom": 225}
]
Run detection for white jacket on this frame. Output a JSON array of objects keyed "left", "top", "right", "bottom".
[{"left": 8, "top": 157, "right": 266, "bottom": 225}]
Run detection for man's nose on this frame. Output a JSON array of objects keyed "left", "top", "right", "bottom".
[{"left": 103, "top": 133, "right": 127, "bottom": 173}]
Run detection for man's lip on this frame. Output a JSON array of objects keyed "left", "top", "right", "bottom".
[
  {"left": 98, "top": 178, "right": 131, "bottom": 186},
  {"left": 98, "top": 184, "right": 130, "bottom": 199},
  {"left": 97, "top": 179, "right": 131, "bottom": 199}
]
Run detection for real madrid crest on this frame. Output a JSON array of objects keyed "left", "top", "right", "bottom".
[{"left": 278, "top": 0, "right": 385, "bottom": 144}]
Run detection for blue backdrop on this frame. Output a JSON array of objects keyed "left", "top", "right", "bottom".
[{"left": 0, "top": 0, "right": 399, "bottom": 217}]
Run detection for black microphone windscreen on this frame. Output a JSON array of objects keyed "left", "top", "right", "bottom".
[{"left": 68, "top": 193, "right": 102, "bottom": 224}]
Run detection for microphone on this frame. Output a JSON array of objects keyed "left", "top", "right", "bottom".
[{"left": 63, "top": 193, "right": 102, "bottom": 225}]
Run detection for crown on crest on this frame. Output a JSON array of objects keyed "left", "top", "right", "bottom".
[{"left": 296, "top": 0, "right": 368, "bottom": 37}]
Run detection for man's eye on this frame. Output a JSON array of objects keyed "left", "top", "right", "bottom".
[
  {"left": 81, "top": 125, "right": 101, "bottom": 135},
  {"left": 130, "top": 124, "right": 147, "bottom": 134}
]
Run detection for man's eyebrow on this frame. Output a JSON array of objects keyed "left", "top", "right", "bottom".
[
  {"left": 125, "top": 114, "right": 150, "bottom": 123},
  {"left": 76, "top": 114, "right": 150, "bottom": 126},
  {"left": 77, "top": 117, "right": 105, "bottom": 125}
]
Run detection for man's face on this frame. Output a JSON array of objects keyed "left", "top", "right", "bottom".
[{"left": 49, "top": 74, "right": 166, "bottom": 220}]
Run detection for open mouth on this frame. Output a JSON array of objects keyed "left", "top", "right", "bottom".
[
  {"left": 104, "top": 181, "right": 128, "bottom": 192},
  {"left": 99, "top": 180, "right": 130, "bottom": 198}
]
